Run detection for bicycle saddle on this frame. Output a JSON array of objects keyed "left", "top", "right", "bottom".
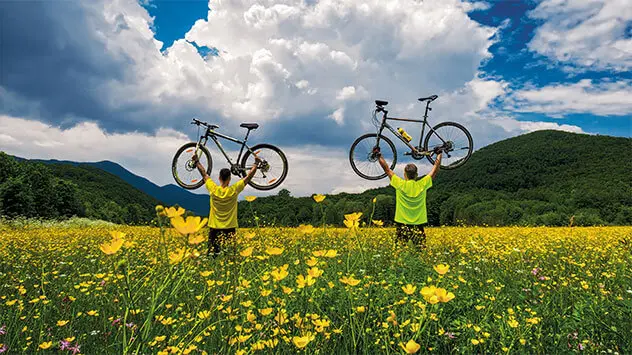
[
  {"left": 240, "top": 123, "right": 259, "bottom": 130},
  {"left": 375, "top": 100, "right": 388, "bottom": 106},
  {"left": 418, "top": 95, "right": 438, "bottom": 102}
]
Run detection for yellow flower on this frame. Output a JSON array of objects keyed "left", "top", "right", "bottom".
[
  {"left": 339, "top": 275, "right": 361, "bottom": 286},
  {"left": 168, "top": 248, "right": 187, "bottom": 264},
  {"left": 270, "top": 265, "right": 289, "bottom": 282},
  {"left": 307, "top": 267, "right": 324, "bottom": 278},
  {"left": 292, "top": 335, "right": 312, "bottom": 349},
  {"left": 56, "top": 320, "right": 69, "bottom": 327},
  {"left": 155, "top": 335, "right": 166, "bottom": 342},
  {"left": 433, "top": 264, "right": 450, "bottom": 275},
  {"left": 507, "top": 318, "right": 519, "bottom": 328},
  {"left": 109, "top": 231, "right": 126, "bottom": 240},
  {"left": 343, "top": 219, "right": 360, "bottom": 229},
  {"left": 282, "top": 286, "right": 294, "bottom": 294},
  {"left": 197, "top": 310, "right": 211, "bottom": 319},
  {"left": 399, "top": 339, "right": 421, "bottom": 354},
  {"left": 188, "top": 234, "right": 205, "bottom": 245},
  {"left": 164, "top": 206, "right": 185, "bottom": 218},
  {"left": 323, "top": 249, "right": 338, "bottom": 258},
  {"left": 220, "top": 295, "right": 233, "bottom": 302},
  {"left": 344, "top": 212, "right": 362, "bottom": 221},
  {"left": 245, "top": 196, "right": 257, "bottom": 202},
  {"left": 520, "top": 338, "right": 526, "bottom": 345},
  {"left": 170, "top": 216, "right": 207, "bottom": 235},
  {"left": 435, "top": 288, "right": 455, "bottom": 303},
  {"left": 306, "top": 257, "right": 318, "bottom": 267},
  {"left": 372, "top": 219, "right": 384, "bottom": 226},
  {"left": 86, "top": 310, "right": 98, "bottom": 316},
  {"left": 39, "top": 341, "right": 53, "bottom": 350},
  {"left": 265, "top": 247, "right": 284, "bottom": 255},
  {"left": 372, "top": 197, "right": 377, "bottom": 203},
  {"left": 356, "top": 306, "right": 366, "bottom": 313},
  {"left": 471, "top": 339, "right": 480, "bottom": 345},
  {"left": 296, "top": 274, "right": 316, "bottom": 288},
  {"left": 298, "top": 224, "right": 315, "bottom": 234},
  {"left": 402, "top": 284, "right": 417, "bottom": 295},
  {"left": 99, "top": 236, "right": 124, "bottom": 255},
  {"left": 313, "top": 194, "right": 326, "bottom": 203},
  {"left": 258, "top": 308, "right": 273, "bottom": 316},
  {"left": 240, "top": 246, "right": 254, "bottom": 257},
  {"left": 247, "top": 311, "right": 257, "bottom": 323}
]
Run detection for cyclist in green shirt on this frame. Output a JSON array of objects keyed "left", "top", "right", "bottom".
[
  {"left": 376, "top": 148, "right": 442, "bottom": 248},
  {"left": 193, "top": 153, "right": 260, "bottom": 256}
]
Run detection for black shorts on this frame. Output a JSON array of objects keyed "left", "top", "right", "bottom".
[
  {"left": 207, "top": 228, "right": 236, "bottom": 256},
  {"left": 395, "top": 223, "right": 427, "bottom": 248}
]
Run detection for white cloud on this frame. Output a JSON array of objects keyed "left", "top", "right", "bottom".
[
  {"left": 505, "top": 79, "right": 632, "bottom": 117},
  {"left": 528, "top": 0, "right": 632, "bottom": 71}
]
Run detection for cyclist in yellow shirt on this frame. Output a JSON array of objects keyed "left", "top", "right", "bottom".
[
  {"left": 375, "top": 148, "right": 442, "bottom": 248},
  {"left": 193, "top": 154, "right": 261, "bottom": 256}
]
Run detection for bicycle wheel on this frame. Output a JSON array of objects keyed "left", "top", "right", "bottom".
[
  {"left": 423, "top": 122, "right": 473, "bottom": 170},
  {"left": 349, "top": 133, "right": 397, "bottom": 180},
  {"left": 172, "top": 143, "right": 212, "bottom": 189},
  {"left": 240, "top": 143, "right": 288, "bottom": 191}
]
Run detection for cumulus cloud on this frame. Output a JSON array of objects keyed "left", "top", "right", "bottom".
[
  {"left": 528, "top": 0, "right": 632, "bottom": 72},
  {"left": 505, "top": 79, "right": 632, "bottom": 117}
]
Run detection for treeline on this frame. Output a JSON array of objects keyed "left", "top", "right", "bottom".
[{"left": 0, "top": 153, "right": 160, "bottom": 224}]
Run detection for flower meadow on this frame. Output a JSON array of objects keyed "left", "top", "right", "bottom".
[{"left": 0, "top": 207, "right": 631, "bottom": 354}]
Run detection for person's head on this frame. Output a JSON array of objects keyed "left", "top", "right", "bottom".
[
  {"left": 219, "top": 168, "right": 231, "bottom": 184},
  {"left": 404, "top": 164, "right": 418, "bottom": 180}
]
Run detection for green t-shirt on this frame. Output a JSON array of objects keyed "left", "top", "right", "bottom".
[
  {"left": 205, "top": 179, "right": 245, "bottom": 229},
  {"left": 390, "top": 174, "right": 433, "bottom": 225}
]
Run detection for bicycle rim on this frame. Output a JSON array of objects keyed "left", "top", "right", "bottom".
[
  {"left": 173, "top": 144, "right": 211, "bottom": 188},
  {"left": 425, "top": 123, "right": 472, "bottom": 169},
  {"left": 242, "top": 146, "right": 287, "bottom": 189},
  {"left": 350, "top": 134, "right": 396, "bottom": 180}
]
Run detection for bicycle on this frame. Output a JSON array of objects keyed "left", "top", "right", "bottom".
[
  {"left": 172, "top": 119, "right": 288, "bottom": 191},
  {"left": 349, "top": 95, "right": 473, "bottom": 180}
]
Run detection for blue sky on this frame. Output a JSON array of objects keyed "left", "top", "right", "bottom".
[{"left": 0, "top": 0, "right": 630, "bottom": 195}]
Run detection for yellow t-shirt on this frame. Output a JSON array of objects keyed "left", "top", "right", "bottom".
[
  {"left": 205, "top": 179, "right": 245, "bottom": 229},
  {"left": 390, "top": 175, "right": 433, "bottom": 225}
]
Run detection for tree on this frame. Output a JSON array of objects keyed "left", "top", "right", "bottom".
[
  {"left": 0, "top": 176, "right": 34, "bottom": 217},
  {"left": 54, "top": 180, "right": 84, "bottom": 218}
]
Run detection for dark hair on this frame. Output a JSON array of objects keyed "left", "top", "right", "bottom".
[
  {"left": 219, "top": 168, "right": 231, "bottom": 182},
  {"left": 404, "top": 164, "right": 418, "bottom": 180}
]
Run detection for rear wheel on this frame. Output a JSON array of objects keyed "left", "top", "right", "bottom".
[
  {"left": 241, "top": 144, "right": 288, "bottom": 190},
  {"left": 172, "top": 143, "right": 212, "bottom": 189},
  {"left": 349, "top": 133, "right": 397, "bottom": 180},
  {"left": 423, "top": 122, "right": 473, "bottom": 170}
]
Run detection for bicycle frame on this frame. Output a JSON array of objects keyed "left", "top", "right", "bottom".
[
  {"left": 375, "top": 102, "right": 448, "bottom": 151},
  {"left": 196, "top": 126, "right": 256, "bottom": 174}
]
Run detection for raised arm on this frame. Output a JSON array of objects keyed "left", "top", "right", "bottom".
[
  {"left": 192, "top": 153, "right": 210, "bottom": 182},
  {"left": 242, "top": 156, "right": 261, "bottom": 185},
  {"left": 375, "top": 148, "right": 394, "bottom": 179},
  {"left": 428, "top": 152, "right": 442, "bottom": 180}
]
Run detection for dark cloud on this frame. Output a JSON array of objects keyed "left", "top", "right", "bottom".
[{"left": 0, "top": 1, "right": 127, "bottom": 128}]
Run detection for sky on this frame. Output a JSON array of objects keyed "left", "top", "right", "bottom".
[{"left": 0, "top": 0, "right": 630, "bottom": 197}]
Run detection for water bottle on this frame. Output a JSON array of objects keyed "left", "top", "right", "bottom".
[{"left": 397, "top": 128, "right": 412, "bottom": 142}]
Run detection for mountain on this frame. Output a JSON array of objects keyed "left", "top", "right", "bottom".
[
  {"left": 24, "top": 159, "right": 209, "bottom": 216},
  {"left": 235, "top": 130, "right": 632, "bottom": 227},
  {"left": 0, "top": 153, "right": 163, "bottom": 224}
]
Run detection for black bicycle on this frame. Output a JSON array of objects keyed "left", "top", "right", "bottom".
[
  {"left": 172, "top": 119, "right": 288, "bottom": 190},
  {"left": 350, "top": 95, "right": 473, "bottom": 180}
]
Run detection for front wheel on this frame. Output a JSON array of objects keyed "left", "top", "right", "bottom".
[
  {"left": 349, "top": 133, "right": 397, "bottom": 180},
  {"left": 423, "top": 122, "right": 473, "bottom": 170},
  {"left": 172, "top": 143, "right": 212, "bottom": 189},
  {"left": 241, "top": 144, "right": 288, "bottom": 190}
]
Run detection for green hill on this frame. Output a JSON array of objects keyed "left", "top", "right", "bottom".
[
  {"left": 238, "top": 130, "right": 632, "bottom": 227},
  {"left": 0, "top": 153, "right": 162, "bottom": 224}
]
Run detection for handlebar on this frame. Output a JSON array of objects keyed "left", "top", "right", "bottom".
[{"left": 191, "top": 118, "right": 219, "bottom": 130}]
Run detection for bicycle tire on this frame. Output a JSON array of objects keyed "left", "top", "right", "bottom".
[
  {"left": 349, "top": 133, "right": 397, "bottom": 180},
  {"left": 423, "top": 121, "right": 473, "bottom": 170},
  {"left": 240, "top": 143, "right": 288, "bottom": 191},
  {"left": 172, "top": 143, "right": 213, "bottom": 190}
]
